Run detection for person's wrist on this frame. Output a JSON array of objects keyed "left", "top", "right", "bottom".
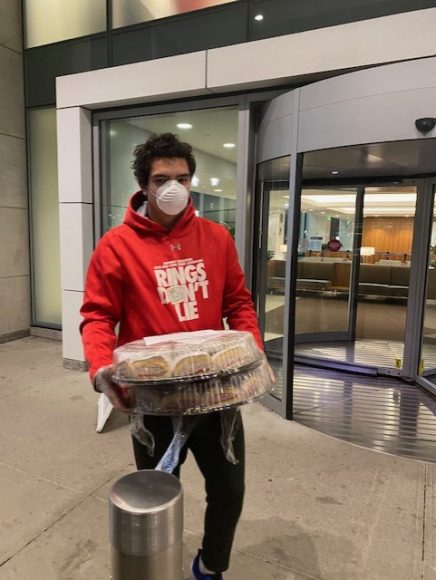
[
  {"left": 93, "top": 376, "right": 102, "bottom": 393},
  {"left": 94, "top": 365, "right": 114, "bottom": 394}
]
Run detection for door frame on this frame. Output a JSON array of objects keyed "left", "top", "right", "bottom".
[
  {"left": 412, "top": 177, "right": 436, "bottom": 396},
  {"left": 293, "top": 185, "right": 365, "bottom": 346}
]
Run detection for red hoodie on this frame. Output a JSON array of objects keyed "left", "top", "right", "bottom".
[{"left": 80, "top": 192, "right": 263, "bottom": 380}]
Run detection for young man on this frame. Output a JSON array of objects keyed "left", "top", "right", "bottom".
[{"left": 80, "top": 132, "right": 263, "bottom": 579}]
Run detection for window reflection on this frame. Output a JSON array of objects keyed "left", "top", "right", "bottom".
[
  {"left": 296, "top": 188, "right": 356, "bottom": 337},
  {"left": 102, "top": 107, "right": 238, "bottom": 235},
  {"left": 256, "top": 156, "right": 290, "bottom": 400},
  {"left": 24, "top": 0, "right": 106, "bottom": 48},
  {"left": 113, "top": 0, "right": 238, "bottom": 28},
  {"left": 28, "top": 108, "right": 61, "bottom": 325}
]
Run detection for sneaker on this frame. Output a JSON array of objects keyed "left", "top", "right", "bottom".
[{"left": 191, "top": 551, "right": 224, "bottom": 580}]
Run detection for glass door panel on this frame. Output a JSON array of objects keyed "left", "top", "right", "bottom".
[
  {"left": 419, "top": 188, "right": 436, "bottom": 385},
  {"left": 356, "top": 186, "right": 417, "bottom": 369},
  {"left": 256, "top": 156, "right": 290, "bottom": 400},
  {"left": 295, "top": 187, "right": 357, "bottom": 341},
  {"left": 295, "top": 184, "right": 419, "bottom": 372}
]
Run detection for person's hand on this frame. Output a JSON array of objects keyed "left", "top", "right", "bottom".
[{"left": 94, "top": 365, "right": 134, "bottom": 413}]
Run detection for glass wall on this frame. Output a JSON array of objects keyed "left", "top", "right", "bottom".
[
  {"left": 295, "top": 188, "right": 357, "bottom": 338},
  {"left": 112, "top": 0, "right": 238, "bottom": 28},
  {"left": 355, "top": 186, "right": 417, "bottom": 367},
  {"left": 419, "top": 189, "right": 436, "bottom": 384},
  {"left": 24, "top": 0, "right": 106, "bottom": 47},
  {"left": 102, "top": 106, "right": 238, "bottom": 233},
  {"left": 248, "top": 0, "right": 434, "bottom": 41},
  {"left": 255, "top": 156, "right": 291, "bottom": 401},
  {"left": 28, "top": 107, "right": 61, "bottom": 326},
  {"left": 23, "top": 0, "right": 432, "bottom": 52}
]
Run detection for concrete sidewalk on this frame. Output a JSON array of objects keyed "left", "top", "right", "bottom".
[{"left": 0, "top": 336, "right": 434, "bottom": 579}]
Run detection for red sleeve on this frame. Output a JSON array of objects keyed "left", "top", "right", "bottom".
[
  {"left": 222, "top": 231, "right": 264, "bottom": 350},
  {"left": 80, "top": 237, "right": 124, "bottom": 382}
]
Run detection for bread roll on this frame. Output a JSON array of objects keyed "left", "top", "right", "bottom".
[
  {"left": 118, "top": 355, "right": 171, "bottom": 379},
  {"left": 212, "top": 344, "right": 250, "bottom": 371},
  {"left": 159, "top": 382, "right": 239, "bottom": 413},
  {"left": 173, "top": 352, "right": 213, "bottom": 378}
]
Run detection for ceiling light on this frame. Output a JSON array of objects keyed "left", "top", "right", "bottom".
[
  {"left": 214, "top": 189, "right": 223, "bottom": 193},
  {"left": 223, "top": 143, "right": 236, "bottom": 149},
  {"left": 210, "top": 177, "right": 220, "bottom": 187},
  {"left": 254, "top": 14, "right": 264, "bottom": 21},
  {"left": 192, "top": 175, "right": 200, "bottom": 187},
  {"left": 331, "top": 170, "right": 339, "bottom": 175},
  {"left": 177, "top": 123, "right": 192, "bottom": 130}
]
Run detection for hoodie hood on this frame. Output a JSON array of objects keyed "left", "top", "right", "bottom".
[{"left": 124, "top": 190, "right": 197, "bottom": 236}]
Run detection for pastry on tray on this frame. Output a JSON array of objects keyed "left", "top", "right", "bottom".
[
  {"left": 211, "top": 344, "right": 252, "bottom": 371},
  {"left": 172, "top": 351, "right": 214, "bottom": 378},
  {"left": 116, "top": 355, "right": 171, "bottom": 380},
  {"left": 134, "top": 381, "right": 243, "bottom": 415},
  {"left": 204, "top": 332, "right": 260, "bottom": 370}
]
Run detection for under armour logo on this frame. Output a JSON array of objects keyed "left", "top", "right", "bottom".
[{"left": 170, "top": 243, "right": 181, "bottom": 251}]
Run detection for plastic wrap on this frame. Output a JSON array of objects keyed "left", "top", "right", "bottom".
[
  {"left": 128, "top": 356, "right": 271, "bottom": 415},
  {"left": 155, "top": 416, "right": 198, "bottom": 473},
  {"left": 113, "top": 330, "right": 273, "bottom": 416},
  {"left": 113, "top": 330, "right": 262, "bottom": 381},
  {"left": 129, "top": 411, "right": 242, "bottom": 474}
]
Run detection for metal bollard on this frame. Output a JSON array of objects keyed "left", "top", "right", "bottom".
[{"left": 109, "top": 469, "right": 183, "bottom": 580}]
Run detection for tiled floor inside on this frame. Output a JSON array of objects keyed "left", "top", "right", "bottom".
[{"left": 270, "top": 361, "right": 436, "bottom": 463}]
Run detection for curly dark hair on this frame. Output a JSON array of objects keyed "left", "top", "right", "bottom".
[{"left": 132, "top": 132, "right": 196, "bottom": 188}]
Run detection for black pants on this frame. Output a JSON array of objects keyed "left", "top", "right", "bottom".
[{"left": 132, "top": 412, "right": 245, "bottom": 573}]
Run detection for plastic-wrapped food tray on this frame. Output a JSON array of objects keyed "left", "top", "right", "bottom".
[
  {"left": 112, "top": 330, "right": 273, "bottom": 415},
  {"left": 115, "top": 356, "right": 272, "bottom": 416},
  {"left": 113, "top": 330, "right": 262, "bottom": 383},
  {"left": 115, "top": 358, "right": 260, "bottom": 385}
]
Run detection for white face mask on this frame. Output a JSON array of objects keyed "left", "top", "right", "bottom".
[{"left": 152, "top": 179, "right": 189, "bottom": 216}]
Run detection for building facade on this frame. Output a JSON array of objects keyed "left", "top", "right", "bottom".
[{"left": 8, "top": 1, "right": 436, "bottom": 419}]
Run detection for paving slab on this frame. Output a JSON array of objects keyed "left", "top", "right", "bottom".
[
  {"left": 183, "top": 531, "right": 308, "bottom": 580},
  {"left": 0, "top": 367, "right": 132, "bottom": 492},
  {"left": 0, "top": 464, "right": 78, "bottom": 566},
  {"left": 0, "top": 336, "right": 66, "bottom": 398},
  {"left": 0, "top": 496, "right": 110, "bottom": 580}
]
